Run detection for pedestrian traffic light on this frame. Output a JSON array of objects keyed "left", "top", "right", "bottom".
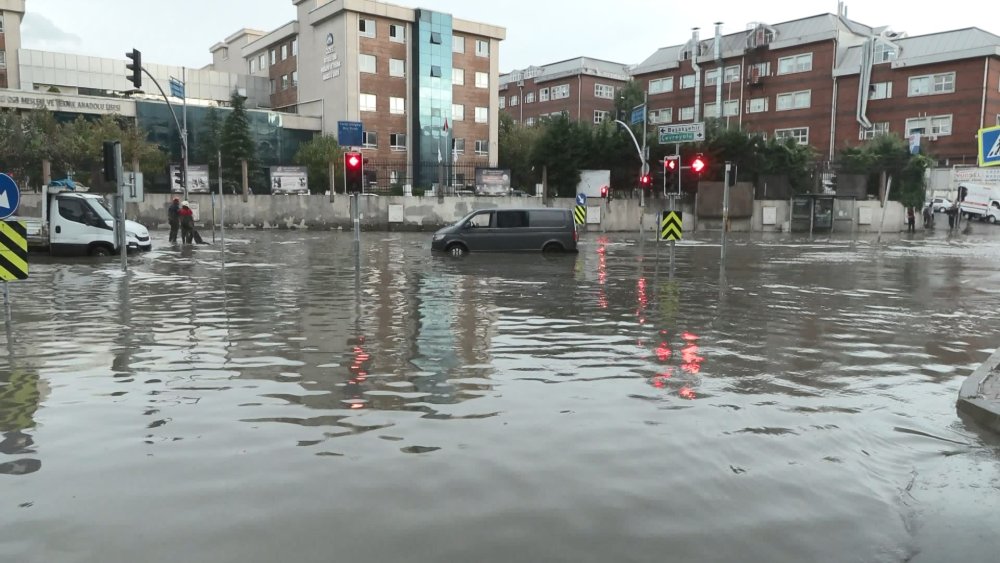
[
  {"left": 345, "top": 151, "right": 364, "bottom": 193},
  {"left": 600, "top": 185, "right": 609, "bottom": 198},
  {"left": 690, "top": 153, "right": 706, "bottom": 175},
  {"left": 640, "top": 174, "right": 652, "bottom": 188},
  {"left": 173, "top": 167, "right": 183, "bottom": 190},
  {"left": 125, "top": 49, "right": 142, "bottom": 89}
]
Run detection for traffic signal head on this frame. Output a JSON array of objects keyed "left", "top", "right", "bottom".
[
  {"left": 664, "top": 157, "right": 678, "bottom": 174},
  {"left": 600, "top": 185, "right": 609, "bottom": 198},
  {"left": 690, "top": 153, "right": 706, "bottom": 175},
  {"left": 640, "top": 174, "right": 652, "bottom": 188},
  {"left": 172, "top": 167, "right": 183, "bottom": 188},
  {"left": 125, "top": 49, "right": 142, "bottom": 89},
  {"left": 344, "top": 152, "right": 364, "bottom": 193}
]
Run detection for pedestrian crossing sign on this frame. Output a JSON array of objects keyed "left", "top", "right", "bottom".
[{"left": 978, "top": 125, "right": 1000, "bottom": 167}]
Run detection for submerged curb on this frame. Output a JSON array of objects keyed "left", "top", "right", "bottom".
[{"left": 958, "top": 347, "right": 1000, "bottom": 434}]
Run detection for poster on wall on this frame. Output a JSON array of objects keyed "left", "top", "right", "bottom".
[
  {"left": 270, "top": 166, "right": 309, "bottom": 195},
  {"left": 475, "top": 168, "right": 511, "bottom": 196},
  {"left": 170, "top": 164, "right": 211, "bottom": 193}
]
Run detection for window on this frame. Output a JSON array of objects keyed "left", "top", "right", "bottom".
[
  {"left": 390, "top": 24, "right": 405, "bottom": 43},
  {"left": 453, "top": 35, "right": 465, "bottom": 53},
  {"left": 908, "top": 72, "right": 955, "bottom": 96},
  {"left": 475, "top": 107, "right": 488, "bottom": 123},
  {"left": 269, "top": 79, "right": 275, "bottom": 94},
  {"left": 680, "top": 106, "right": 694, "bottom": 120},
  {"left": 776, "top": 90, "right": 811, "bottom": 110},
  {"left": 249, "top": 59, "right": 255, "bottom": 74},
  {"left": 551, "top": 84, "right": 570, "bottom": 99},
  {"left": 525, "top": 92, "right": 535, "bottom": 103},
  {"left": 778, "top": 53, "right": 813, "bottom": 75},
  {"left": 269, "top": 49, "right": 276, "bottom": 65},
  {"left": 748, "top": 62, "right": 770, "bottom": 81},
  {"left": 221, "top": 47, "right": 229, "bottom": 60},
  {"left": 281, "top": 75, "right": 289, "bottom": 90},
  {"left": 390, "top": 97, "right": 405, "bottom": 115},
  {"left": 681, "top": 74, "right": 696, "bottom": 89},
  {"left": 874, "top": 42, "right": 896, "bottom": 63},
  {"left": 292, "top": 71, "right": 298, "bottom": 88},
  {"left": 525, "top": 117, "right": 536, "bottom": 126},
  {"left": 649, "top": 77, "right": 673, "bottom": 94},
  {"left": 292, "top": 38, "right": 298, "bottom": 56},
  {"left": 430, "top": 65, "right": 442, "bottom": 78},
  {"left": 595, "top": 83, "right": 615, "bottom": 99},
  {"left": 594, "top": 110, "right": 609, "bottom": 124},
  {"left": 452, "top": 104, "right": 464, "bottom": 121},
  {"left": 539, "top": 88, "right": 550, "bottom": 102},
  {"left": 476, "top": 39, "right": 489, "bottom": 57},
  {"left": 390, "top": 58, "right": 405, "bottom": 78},
  {"left": 723, "top": 100, "right": 739, "bottom": 117},
  {"left": 258, "top": 54, "right": 266, "bottom": 70},
  {"left": 475, "top": 139, "right": 488, "bottom": 155},
  {"left": 704, "top": 69, "right": 720, "bottom": 87},
  {"left": 775, "top": 127, "right": 809, "bottom": 145},
  {"left": 869, "top": 81, "right": 892, "bottom": 100},
  {"left": 362, "top": 131, "right": 378, "bottom": 148},
  {"left": 452, "top": 138, "right": 465, "bottom": 154},
  {"left": 58, "top": 199, "right": 98, "bottom": 226},
  {"left": 859, "top": 122, "right": 890, "bottom": 140},
  {"left": 360, "top": 93, "right": 377, "bottom": 112},
  {"left": 704, "top": 102, "right": 720, "bottom": 118},
  {"left": 359, "top": 53, "right": 376, "bottom": 74},
  {"left": 747, "top": 97, "right": 768, "bottom": 113},
  {"left": 430, "top": 32, "right": 442, "bottom": 45},
  {"left": 0, "top": 15, "right": 4, "bottom": 33},
  {"left": 650, "top": 108, "right": 673, "bottom": 124},
  {"left": 281, "top": 45, "right": 288, "bottom": 60},
  {"left": 724, "top": 65, "right": 741, "bottom": 83},
  {"left": 390, "top": 133, "right": 406, "bottom": 151},
  {"left": 475, "top": 72, "right": 489, "bottom": 89},
  {"left": 498, "top": 97, "right": 505, "bottom": 109},
  {"left": 509, "top": 95, "right": 519, "bottom": 107},
  {"left": 452, "top": 67, "right": 463, "bottom": 85},
  {"left": 359, "top": 19, "right": 375, "bottom": 38},
  {"left": 497, "top": 210, "right": 529, "bottom": 229},
  {"left": 905, "top": 115, "right": 953, "bottom": 136}
]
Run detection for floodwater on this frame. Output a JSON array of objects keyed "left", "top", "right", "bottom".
[{"left": 2, "top": 226, "right": 1000, "bottom": 563}]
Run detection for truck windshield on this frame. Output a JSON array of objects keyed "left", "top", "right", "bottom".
[{"left": 86, "top": 198, "right": 115, "bottom": 222}]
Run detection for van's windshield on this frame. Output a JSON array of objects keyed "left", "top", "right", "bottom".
[{"left": 86, "top": 198, "right": 115, "bottom": 221}]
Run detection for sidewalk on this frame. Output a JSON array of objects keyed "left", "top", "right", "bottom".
[{"left": 958, "top": 348, "right": 1000, "bottom": 433}]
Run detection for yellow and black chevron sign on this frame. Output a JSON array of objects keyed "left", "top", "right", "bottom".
[
  {"left": 660, "top": 211, "right": 683, "bottom": 241},
  {"left": 574, "top": 205, "right": 587, "bottom": 225},
  {"left": 0, "top": 220, "right": 29, "bottom": 281}
]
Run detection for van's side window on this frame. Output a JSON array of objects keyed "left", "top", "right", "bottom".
[
  {"left": 468, "top": 212, "right": 492, "bottom": 228},
  {"left": 497, "top": 210, "right": 528, "bottom": 228},
  {"left": 530, "top": 210, "right": 566, "bottom": 227},
  {"left": 58, "top": 199, "right": 93, "bottom": 225}
]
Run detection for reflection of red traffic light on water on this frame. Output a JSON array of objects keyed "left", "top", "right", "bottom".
[
  {"left": 681, "top": 332, "right": 698, "bottom": 342},
  {"left": 679, "top": 386, "right": 696, "bottom": 400},
  {"left": 656, "top": 343, "right": 672, "bottom": 362}
]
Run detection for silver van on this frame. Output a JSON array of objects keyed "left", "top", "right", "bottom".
[{"left": 431, "top": 208, "right": 578, "bottom": 255}]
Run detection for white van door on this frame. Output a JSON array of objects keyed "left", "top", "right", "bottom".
[{"left": 51, "top": 196, "right": 115, "bottom": 255}]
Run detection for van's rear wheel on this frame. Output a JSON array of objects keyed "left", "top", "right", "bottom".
[
  {"left": 89, "top": 244, "right": 113, "bottom": 257},
  {"left": 543, "top": 242, "right": 564, "bottom": 253},
  {"left": 446, "top": 243, "right": 467, "bottom": 256}
]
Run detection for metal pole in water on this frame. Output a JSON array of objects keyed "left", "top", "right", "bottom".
[
  {"left": 218, "top": 150, "right": 226, "bottom": 256},
  {"left": 2, "top": 281, "right": 10, "bottom": 324},
  {"left": 721, "top": 161, "right": 731, "bottom": 263},
  {"left": 114, "top": 142, "right": 127, "bottom": 272},
  {"left": 669, "top": 193, "right": 676, "bottom": 281},
  {"left": 352, "top": 193, "right": 361, "bottom": 249}
]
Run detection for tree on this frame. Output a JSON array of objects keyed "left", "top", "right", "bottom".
[
  {"left": 531, "top": 114, "right": 591, "bottom": 197},
  {"left": 294, "top": 134, "right": 342, "bottom": 194},
  {"left": 838, "top": 134, "right": 930, "bottom": 206},
  {"left": 221, "top": 92, "right": 259, "bottom": 192},
  {"left": 197, "top": 106, "right": 224, "bottom": 180},
  {"left": 498, "top": 113, "right": 541, "bottom": 191}
]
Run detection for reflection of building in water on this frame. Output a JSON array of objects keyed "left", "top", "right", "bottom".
[{"left": 0, "top": 369, "right": 46, "bottom": 475}]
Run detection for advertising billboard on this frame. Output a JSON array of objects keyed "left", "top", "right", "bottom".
[
  {"left": 170, "top": 164, "right": 211, "bottom": 193},
  {"left": 270, "top": 166, "right": 309, "bottom": 195}
]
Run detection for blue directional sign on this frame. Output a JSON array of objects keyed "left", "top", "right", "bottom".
[
  {"left": 338, "top": 121, "right": 364, "bottom": 147},
  {"left": 169, "top": 77, "right": 185, "bottom": 99},
  {"left": 0, "top": 173, "right": 20, "bottom": 220},
  {"left": 576, "top": 193, "right": 587, "bottom": 206},
  {"left": 978, "top": 125, "right": 1000, "bottom": 167},
  {"left": 630, "top": 105, "right": 646, "bottom": 125}
]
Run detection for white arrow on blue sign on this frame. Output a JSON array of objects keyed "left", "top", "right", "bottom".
[
  {"left": 576, "top": 193, "right": 587, "bottom": 206},
  {"left": 0, "top": 173, "right": 20, "bottom": 220}
]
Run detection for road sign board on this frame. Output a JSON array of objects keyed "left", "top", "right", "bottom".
[
  {"left": 576, "top": 193, "right": 587, "bottom": 206},
  {"left": 0, "top": 220, "right": 28, "bottom": 280},
  {"left": 338, "top": 121, "right": 364, "bottom": 147},
  {"left": 124, "top": 172, "right": 145, "bottom": 203},
  {"left": 0, "top": 174, "right": 20, "bottom": 220},
  {"left": 658, "top": 122, "right": 705, "bottom": 144},
  {"left": 573, "top": 205, "right": 587, "bottom": 226},
  {"left": 630, "top": 105, "right": 646, "bottom": 125},
  {"left": 660, "top": 211, "right": 683, "bottom": 241},
  {"left": 978, "top": 125, "right": 1000, "bottom": 167}
]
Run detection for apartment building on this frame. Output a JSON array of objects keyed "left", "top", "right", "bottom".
[
  {"left": 499, "top": 57, "right": 631, "bottom": 126},
  {"left": 211, "top": 0, "right": 505, "bottom": 187},
  {"left": 633, "top": 9, "right": 1000, "bottom": 164},
  {"left": 0, "top": 0, "right": 25, "bottom": 89}
]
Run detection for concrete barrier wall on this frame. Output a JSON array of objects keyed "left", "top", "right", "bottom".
[{"left": 15, "top": 193, "right": 906, "bottom": 233}]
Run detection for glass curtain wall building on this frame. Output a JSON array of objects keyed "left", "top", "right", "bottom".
[{"left": 412, "top": 10, "right": 453, "bottom": 187}]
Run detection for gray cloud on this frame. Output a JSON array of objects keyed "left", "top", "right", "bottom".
[{"left": 21, "top": 12, "right": 83, "bottom": 51}]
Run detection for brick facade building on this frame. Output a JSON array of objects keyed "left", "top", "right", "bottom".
[{"left": 499, "top": 58, "right": 630, "bottom": 126}]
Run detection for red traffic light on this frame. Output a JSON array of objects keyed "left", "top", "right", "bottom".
[
  {"left": 691, "top": 154, "right": 706, "bottom": 174},
  {"left": 600, "top": 185, "right": 609, "bottom": 197},
  {"left": 346, "top": 153, "right": 361, "bottom": 169},
  {"left": 640, "top": 174, "right": 652, "bottom": 187},
  {"left": 664, "top": 157, "right": 678, "bottom": 172}
]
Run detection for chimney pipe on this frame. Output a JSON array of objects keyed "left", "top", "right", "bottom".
[{"left": 691, "top": 28, "right": 701, "bottom": 122}]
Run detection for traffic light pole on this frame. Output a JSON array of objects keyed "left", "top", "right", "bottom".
[{"left": 140, "top": 67, "right": 188, "bottom": 198}]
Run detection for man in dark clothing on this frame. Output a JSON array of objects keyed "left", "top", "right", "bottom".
[{"left": 167, "top": 198, "right": 181, "bottom": 243}]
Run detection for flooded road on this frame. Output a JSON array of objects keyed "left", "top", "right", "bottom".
[{"left": 2, "top": 227, "right": 1000, "bottom": 563}]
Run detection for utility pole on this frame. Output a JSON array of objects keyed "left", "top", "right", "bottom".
[{"left": 182, "top": 66, "right": 189, "bottom": 200}]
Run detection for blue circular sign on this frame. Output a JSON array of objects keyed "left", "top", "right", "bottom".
[{"left": 0, "top": 173, "right": 19, "bottom": 220}]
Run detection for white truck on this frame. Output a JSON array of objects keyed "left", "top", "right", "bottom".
[
  {"left": 957, "top": 182, "right": 1000, "bottom": 223},
  {"left": 12, "top": 181, "right": 152, "bottom": 256},
  {"left": 576, "top": 170, "right": 611, "bottom": 199}
]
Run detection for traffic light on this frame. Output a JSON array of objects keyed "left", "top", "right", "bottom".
[
  {"left": 345, "top": 152, "right": 364, "bottom": 193},
  {"left": 690, "top": 153, "right": 707, "bottom": 175},
  {"left": 125, "top": 49, "right": 142, "bottom": 89},
  {"left": 600, "top": 185, "right": 609, "bottom": 198},
  {"left": 173, "top": 167, "right": 184, "bottom": 190},
  {"left": 958, "top": 185, "right": 968, "bottom": 202},
  {"left": 664, "top": 156, "right": 679, "bottom": 175},
  {"left": 639, "top": 174, "right": 652, "bottom": 188},
  {"left": 103, "top": 141, "right": 118, "bottom": 182}
]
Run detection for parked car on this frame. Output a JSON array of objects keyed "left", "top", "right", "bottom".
[
  {"left": 931, "top": 197, "right": 952, "bottom": 213},
  {"left": 432, "top": 208, "right": 578, "bottom": 255}
]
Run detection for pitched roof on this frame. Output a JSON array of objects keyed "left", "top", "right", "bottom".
[
  {"left": 835, "top": 27, "right": 1000, "bottom": 75},
  {"left": 500, "top": 57, "right": 631, "bottom": 86}
]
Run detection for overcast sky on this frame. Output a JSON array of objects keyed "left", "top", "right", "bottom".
[{"left": 21, "top": 0, "right": 997, "bottom": 72}]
